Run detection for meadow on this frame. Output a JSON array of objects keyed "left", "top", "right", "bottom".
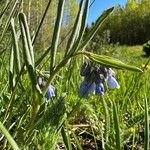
[
  {"left": 0, "top": 0, "right": 149, "bottom": 150},
  {"left": 0, "top": 44, "right": 149, "bottom": 149}
]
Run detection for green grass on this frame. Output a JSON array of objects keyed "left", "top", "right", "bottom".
[{"left": 1, "top": 44, "right": 149, "bottom": 149}]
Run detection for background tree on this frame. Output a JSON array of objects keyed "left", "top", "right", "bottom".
[{"left": 87, "top": 0, "right": 150, "bottom": 48}]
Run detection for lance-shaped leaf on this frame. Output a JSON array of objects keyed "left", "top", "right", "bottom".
[
  {"left": 19, "top": 13, "right": 41, "bottom": 94},
  {"left": 11, "top": 18, "right": 21, "bottom": 73},
  {"left": 113, "top": 101, "right": 121, "bottom": 150},
  {"left": 78, "top": 7, "right": 114, "bottom": 50},
  {"left": 0, "top": 0, "right": 20, "bottom": 43},
  {"left": 68, "top": 0, "right": 90, "bottom": 56},
  {"left": 83, "top": 52, "right": 143, "bottom": 72},
  {"left": 32, "top": 0, "right": 52, "bottom": 44},
  {"left": 144, "top": 95, "right": 149, "bottom": 150},
  {"left": 9, "top": 47, "right": 15, "bottom": 91},
  {"left": 50, "top": 0, "right": 65, "bottom": 72},
  {"left": 0, "top": 121, "right": 20, "bottom": 150},
  {"left": 19, "top": 13, "right": 34, "bottom": 65},
  {"left": 64, "top": 0, "right": 84, "bottom": 56}
]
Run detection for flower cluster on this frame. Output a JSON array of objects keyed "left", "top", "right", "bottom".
[
  {"left": 38, "top": 77, "right": 55, "bottom": 102},
  {"left": 79, "top": 62, "right": 120, "bottom": 98}
]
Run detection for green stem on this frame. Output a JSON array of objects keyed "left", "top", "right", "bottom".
[{"left": 0, "top": 121, "right": 20, "bottom": 150}]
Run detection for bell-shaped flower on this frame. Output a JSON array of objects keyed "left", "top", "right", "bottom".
[
  {"left": 107, "top": 69, "right": 120, "bottom": 89},
  {"left": 95, "top": 82, "right": 104, "bottom": 96},
  {"left": 38, "top": 77, "right": 55, "bottom": 101},
  {"left": 79, "top": 81, "right": 96, "bottom": 98},
  {"left": 45, "top": 85, "right": 55, "bottom": 102}
]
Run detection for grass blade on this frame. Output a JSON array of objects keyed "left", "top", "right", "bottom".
[
  {"left": 144, "top": 95, "right": 149, "bottom": 150},
  {"left": 69, "top": 126, "right": 83, "bottom": 150},
  {"left": 0, "top": 0, "right": 21, "bottom": 42},
  {"left": 0, "top": 0, "right": 11, "bottom": 19},
  {"left": 61, "top": 126, "right": 72, "bottom": 150},
  {"left": 112, "top": 101, "right": 121, "bottom": 150},
  {"left": 32, "top": 0, "right": 52, "bottom": 44},
  {"left": 101, "top": 97, "right": 110, "bottom": 143},
  {"left": 0, "top": 121, "right": 20, "bottom": 150}
]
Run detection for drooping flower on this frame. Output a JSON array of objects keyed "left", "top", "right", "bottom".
[
  {"left": 79, "top": 62, "right": 120, "bottom": 98},
  {"left": 95, "top": 82, "right": 104, "bottom": 96},
  {"left": 45, "top": 85, "right": 55, "bottom": 102},
  {"left": 79, "top": 81, "right": 96, "bottom": 98},
  {"left": 107, "top": 68, "right": 120, "bottom": 89},
  {"left": 38, "top": 77, "right": 55, "bottom": 101}
]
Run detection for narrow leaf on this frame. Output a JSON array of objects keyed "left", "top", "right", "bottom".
[
  {"left": 78, "top": 7, "right": 114, "bottom": 50},
  {"left": 144, "top": 95, "right": 149, "bottom": 150},
  {"left": 0, "top": 121, "right": 20, "bottom": 150},
  {"left": 83, "top": 52, "right": 143, "bottom": 72},
  {"left": 19, "top": 13, "right": 34, "bottom": 65},
  {"left": 10, "top": 18, "right": 21, "bottom": 73},
  {"left": 19, "top": 13, "right": 41, "bottom": 94},
  {"left": 61, "top": 126, "right": 72, "bottom": 150},
  {"left": 70, "top": 127, "right": 83, "bottom": 150},
  {"left": 68, "top": 0, "right": 90, "bottom": 55},
  {"left": 19, "top": 14, "right": 33, "bottom": 67},
  {"left": 32, "top": 0, "right": 52, "bottom": 44},
  {"left": 50, "top": 0, "right": 66, "bottom": 72},
  {"left": 113, "top": 101, "right": 121, "bottom": 150},
  {"left": 0, "top": 0, "right": 20, "bottom": 42},
  {"left": 9, "top": 47, "right": 15, "bottom": 91},
  {"left": 64, "top": 0, "right": 84, "bottom": 56}
]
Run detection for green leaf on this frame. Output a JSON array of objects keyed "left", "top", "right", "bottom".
[
  {"left": 32, "top": 0, "right": 52, "bottom": 44},
  {"left": 50, "top": 0, "right": 66, "bottom": 72},
  {"left": 19, "top": 13, "right": 34, "bottom": 65},
  {"left": 112, "top": 101, "right": 121, "bottom": 150},
  {"left": 70, "top": 126, "right": 83, "bottom": 150},
  {"left": 10, "top": 18, "right": 21, "bottom": 73},
  {"left": 0, "top": 0, "right": 21, "bottom": 43},
  {"left": 64, "top": 0, "right": 84, "bottom": 56},
  {"left": 19, "top": 13, "right": 33, "bottom": 67},
  {"left": 9, "top": 47, "right": 15, "bottom": 91},
  {"left": 0, "top": 121, "right": 20, "bottom": 150},
  {"left": 144, "top": 95, "right": 149, "bottom": 150},
  {"left": 61, "top": 126, "right": 72, "bottom": 150},
  {"left": 78, "top": 7, "right": 114, "bottom": 50},
  {"left": 19, "top": 13, "right": 42, "bottom": 95},
  {"left": 68, "top": 0, "right": 90, "bottom": 55},
  {"left": 83, "top": 52, "right": 143, "bottom": 72}
]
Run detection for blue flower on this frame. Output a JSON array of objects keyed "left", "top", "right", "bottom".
[
  {"left": 107, "top": 68, "right": 120, "bottom": 89},
  {"left": 45, "top": 85, "right": 55, "bottom": 102},
  {"left": 95, "top": 82, "right": 104, "bottom": 96},
  {"left": 38, "top": 77, "right": 55, "bottom": 102},
  {"left": 107, "top": 75, "right": 120, "bottom": 89},
  {"left": 79, "top": 81, "right": 96, "bottom": 98}
]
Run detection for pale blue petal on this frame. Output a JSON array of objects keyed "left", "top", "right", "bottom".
[
  {"left": 107, "top": 76, "right": 120, "bottom": 89},
  {"left": 45, "top": 85, "right": 55, "bottom": 101},
  {"left": 96, "top": 82, "right": 104, "bottom": 96}
]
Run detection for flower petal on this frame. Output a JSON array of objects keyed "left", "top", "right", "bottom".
[
  {"left": 45, "top": 85, "right": 55, "bottom": 101},
  {"left": 107, "top": 76, "right": 120, "bottom": 89}
]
